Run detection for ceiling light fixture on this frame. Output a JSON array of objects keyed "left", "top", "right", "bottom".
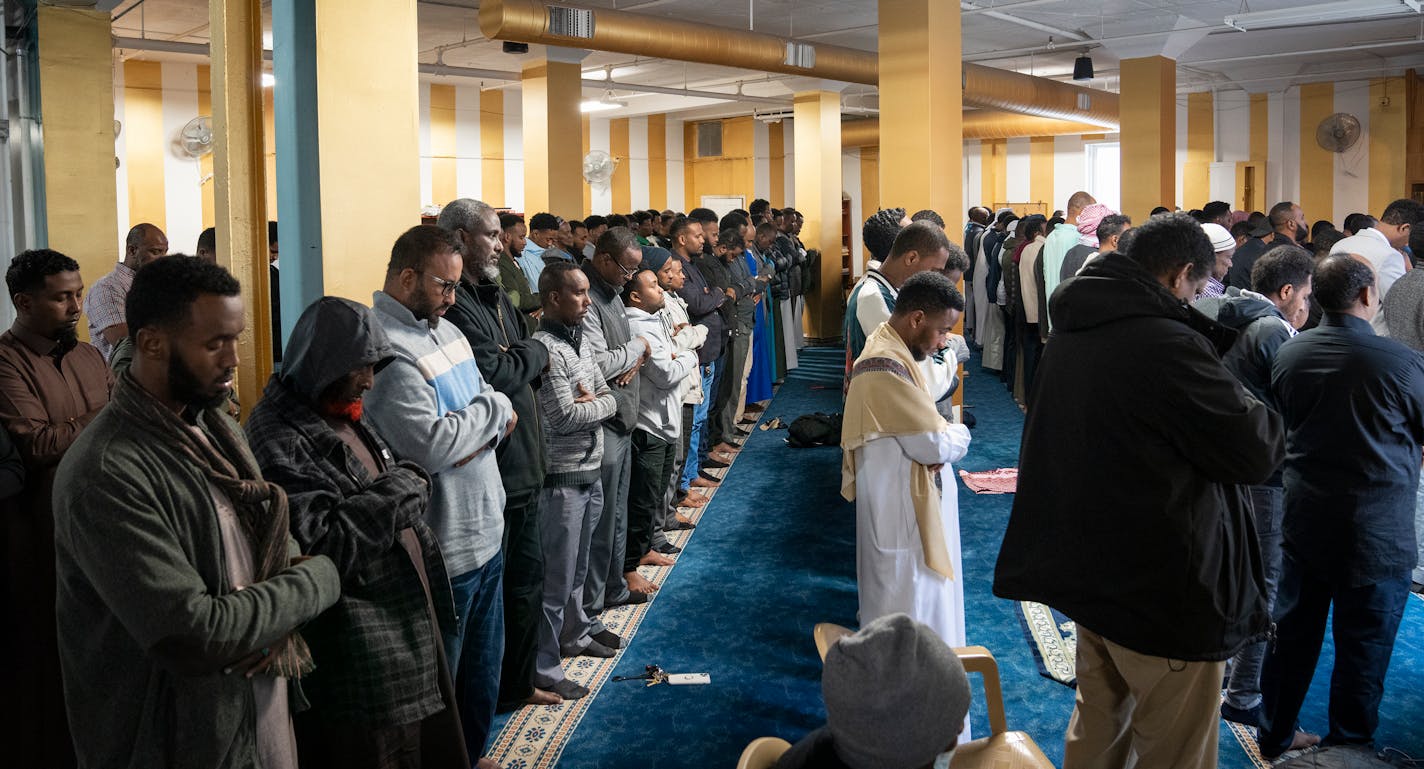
[
  {"left": 1224, "top": 0, "right": 1420, "bottom": 31},
  {"left": 580, "top": 89, "right": 626, "bottom": 112},
  {"left": 1073, "top": 53, "right": 1094, "bottom": 80}
]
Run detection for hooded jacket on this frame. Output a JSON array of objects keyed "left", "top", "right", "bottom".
[
  {"left": 245, "top": 296, "right": 456, "bottom": 726},
  {"left": 1192, "top": 287, "right": 1295, "bottom": 408},
  {"left": 445, "top": 276, "right": 550, "bottom": 503},
  {"left": 993, "top": 252, "right": 1283, "bottom": 661}
]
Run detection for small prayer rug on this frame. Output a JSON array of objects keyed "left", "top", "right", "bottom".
[
  {"left": 1016, "top": 601, "right": 1077, "bottom": 688},
  {"left": 958, "top": 467, "right": 1018, "bottom": 494}
]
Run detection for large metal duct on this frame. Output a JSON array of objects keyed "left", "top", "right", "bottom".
[
  {"left": 478, "top": 0, "right": 1118, "bottom": 129},
  {"left": 841, "top": 112, "right": 1112, "bottom": 146}
]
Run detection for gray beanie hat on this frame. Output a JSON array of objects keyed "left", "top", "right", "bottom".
[{"left": 822, "top": 613, "right": 971, "bottom": 769}]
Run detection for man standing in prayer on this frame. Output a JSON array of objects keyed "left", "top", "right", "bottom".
[
  {"left": 1192, "top": 245, "right": 1315, "bottom": 731},
  {"left": 0, "top": 249, "right": 112, "bottom": 768},
  {"left": 1229, "top": 201, "right": 1306, "bottom": 290},
  {"left": 841, "top": 271, "right": 972, "bottom": 650},
  {"left": 1259, "top": 254, "right": 1424, "bottom": 759},
  {"left": 438, "top": 199, "right": 560, "bottom": 711},
  {"left": 580, "top": 228, "right": 656, "bottom": 613},
  {"left": 364, "top": 226, "right": 516, "bottom": 769},
  {"left": 844, "top": 221, "right": 955, "bottom": 388},
  {"left": 246, "top": 296, "right": 468, "bottom": 769},
  {"left": 54, "top": 256, "right": 341, "bottom": 769},
  {"left": 1330, "top": 198, "right": 1423, "bottom": 334},
  {"left": 1040, "top": 192, "right": 1097, "bottom": 329},
  {"left": 669, "top": 217, "right": 727, "bottom": 499},
  {"left": 994, "top": 213, "right": 1283, "bottom": 769},
  {"left": 1197, "top": 222, "right": 1237, "bottom": 299},
  {"left": 86, "top": 222, "right": 168, "bottom": 360},
  {"left": 622, "top": 266, "right": 698, "bottom": 568},
  {"left": 964, "top": 206, "right": 993, "bottom": 346},
  {"left": 531, "top": 261, "right": 619, "bottom": 701}
]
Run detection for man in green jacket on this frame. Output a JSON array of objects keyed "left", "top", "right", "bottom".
[{"left": 53, "top": 256, "right": 341, "bottom": 769}]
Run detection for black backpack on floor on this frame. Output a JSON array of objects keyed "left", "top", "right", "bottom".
[{"left": 786, "top": 412, "right": 842, "bottom": 448}]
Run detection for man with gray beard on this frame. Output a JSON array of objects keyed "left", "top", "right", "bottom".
[{"left": 438, "top": 199, "right": 559, "bottom": 712}]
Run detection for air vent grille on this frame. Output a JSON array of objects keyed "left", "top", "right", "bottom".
[
  {"left": 697, "top": 121, "right": 723, "bottom": 158},
  {"left": 784, "top": 42, "right": 816, "bottom": 69},
  {"left": 549, "top": 6, "right": 595, "bottom": 38}
]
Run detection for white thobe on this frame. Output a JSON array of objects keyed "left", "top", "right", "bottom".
[
  {"left": 852, "top": 425, "right": 972, "bottom": 648},
  {"left": 972, "top": 239, "right": 992, "bottom": 347}
]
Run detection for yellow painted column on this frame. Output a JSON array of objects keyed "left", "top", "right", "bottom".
[
  {"left": 610, "top": 118, "right": 631, "bottom": 214},
  {"left": 1250, "top": 94, "right": 1269, "bottom": 162},
  {"left": 1119, "top": 56, "right": 1176, "bottom": 222},
  {"left": 122, "top": 60, "right": 167, "bottom": 232},
  {"left": 792, "top": 89, "right": 844, "bottom": 339},
  {"left": 311, "top": 0, "right": 420, "bottom": 299},
  {"left": 211, "top": 0, "right": 272, "bottom": 415},
  {"left": 581, "top": 115, "right": 592, "bottom": 214},
  {"left": 1184, "top": 91, "right": 1213, "bottom": 209},
  {"left": 1029, "top": 136, "right": 1055, "bottom": 211},
  {"left": 480, "top": 89, "right": 506, "bottom": 207},
  {"left": 36, "top": 6, "right": 118, "bottom": 311},
  {"left": 430, "top": 84, "right": 457, "bottom": 206},
  {"left": 648, "top": 114, "right": 668, "bottom": 211},
  {"left": 522, "top": 50, "right": 585, "bottom": 216},
  {"left": 1369, "top": 78, "right": 1407, "bottom": 214},
  {"left": 769, "top": 121, "right": 786, "bottom": 207},
  {"left": 879, "top": 0, "right": 962, "bottom": 221},
  {"left": 198, "top": 65, "right": 216, "bottom": 228},
  {"left": 981, "top": 139, "right": 1007, "bottom": 209},
  {"left": 1298, "top": 82, "right": 1334, "bottom": 224}
]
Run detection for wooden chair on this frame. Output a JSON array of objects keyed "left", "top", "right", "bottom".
[
  {"left": 811, "top": 623, "right": 1054, "bottom": 769},
  {"left": 735, "top": 737, "right": 790, "bottom": 769}
]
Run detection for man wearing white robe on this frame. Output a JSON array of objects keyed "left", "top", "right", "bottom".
[{"left": 841, "top": 271, "right": 972, "bottom": 650}]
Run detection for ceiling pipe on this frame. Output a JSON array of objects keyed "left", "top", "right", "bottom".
[
  {"left": 841, "top": 113, "right": 1111, "bottom": 146},
  {"left": 479, "top": 0, "right": 1118, "bottom": 128}
]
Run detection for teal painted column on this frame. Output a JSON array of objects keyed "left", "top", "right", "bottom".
[{"left": 271, "top": 0, "right": 322, "bottom": 354}]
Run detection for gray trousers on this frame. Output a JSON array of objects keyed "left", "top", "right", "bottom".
[
  {"left": 712, "top": 327, "right": 752, "bottom": 446},
  {"left": 583, "top": 427, "right": 632, "bottom": 634},
  {"left": 1415, "top": 471, "right": 1424, "bottom": 585},
  {"left": 534, "top": 481, "right": 602, "bottom": 687}
]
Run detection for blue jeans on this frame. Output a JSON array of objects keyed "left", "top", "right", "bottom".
[
  {"left": 680, "top": 360, "right": 719, "bottom": 489},
  {"left": 444, "top": 552, "right": 505, "bottom": 761},
  {"left": 1225, "top": 485, "right": 1284, "bottom": 711},
  {"left": 1258, "top": 551, "right": 1410, "bottom": 756}
]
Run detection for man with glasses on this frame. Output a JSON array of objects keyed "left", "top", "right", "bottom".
[
  {"left": 365, "top": 225, "right": 517, "bottom": 769},
  {"left": 579, "top": 227, "right": 657, "bottom": 637}
]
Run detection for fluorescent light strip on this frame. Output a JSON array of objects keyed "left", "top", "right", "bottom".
[{"left": 1225, "top": 0, "right": 1421, "bottom": 31}]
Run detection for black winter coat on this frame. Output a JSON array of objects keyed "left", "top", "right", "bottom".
[
  {"left": 445, "top": 277, "right": 550, "bottom": 502},
  {"left": 993, "top": 252, "right": 1283, "bottom": 661}
]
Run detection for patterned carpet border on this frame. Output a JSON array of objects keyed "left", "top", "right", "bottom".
[
  {"left": 1017, "top": 600, "right": 1078, "bottom": 687},
  {"left": 485, "top": 424, "right": 749, "bottom": 769}
]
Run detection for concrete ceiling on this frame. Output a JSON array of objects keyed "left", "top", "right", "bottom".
[{"left": 109, "top": 0, "right": 1424, "bottom": 120}]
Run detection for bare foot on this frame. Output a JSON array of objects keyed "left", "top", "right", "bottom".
[
  {"left": 1290, "top": 731, "right": 1321, "bottom": 751},
  {"left": 675, "top": 513, "right": 695, "bottom": 526},
  {"left": 524, "top": 687, "right": 561, "bottom": 707},
  {"left": 712, "top": 442, "right": 740, "bottom": 455},
  {"left": 690, "top": 477, "right": 719, "bottom": 488},
  {"left": 626, "top": 571, "right": 660, "bottom": 594},
  {"left": 680, "top": 495, "right": 708, "bottom": 508},
  {"left": 640, "top": 551, "right": 675, "bottom": 567},
  {"left": 476, "top": 758, "right": 502, "bottom": 769}
]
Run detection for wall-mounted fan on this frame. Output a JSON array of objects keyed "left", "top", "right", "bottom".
[
  {"left": 582, "top": 149, "right": 617, "bottom": 187},
  {"left": 1316, "top": 112, "right": 1361, "bottom": 154},
  {"left": 179, "top": 115, "right": 214, "bottom": 158}
]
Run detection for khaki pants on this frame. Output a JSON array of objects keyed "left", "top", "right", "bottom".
[{"left": 1064, "top": 626, "right": 1224, "bottom": 769}]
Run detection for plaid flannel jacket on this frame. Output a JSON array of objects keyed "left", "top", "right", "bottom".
[{"left": 245, "top": 376, "right": 457, "bottom": 726}]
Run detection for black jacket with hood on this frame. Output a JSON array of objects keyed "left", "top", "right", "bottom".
[
  {"left": 993, "top": 252, "right": 1284, "bottom": 661},
  {"left": 245, "top": 296, "right": 457, "bottom": 725},
  {"left": 445, "top": 276, "right": 550, "bottom": 503}
]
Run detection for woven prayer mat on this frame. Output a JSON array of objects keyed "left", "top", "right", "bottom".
[{"left": 1017, "top": 600, "right": 1078, "bottom": 688}]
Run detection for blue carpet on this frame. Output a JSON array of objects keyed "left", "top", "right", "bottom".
[{"left": 540, "top": 348, "right": 1424, "bottom": 768}]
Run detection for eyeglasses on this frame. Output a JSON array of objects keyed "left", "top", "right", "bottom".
[
  {"left": 619, "top": 262, "right": 640, "bottom": 278},
  {"left": 420, "top": 271, "right": 459, "bottom": 298}
]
